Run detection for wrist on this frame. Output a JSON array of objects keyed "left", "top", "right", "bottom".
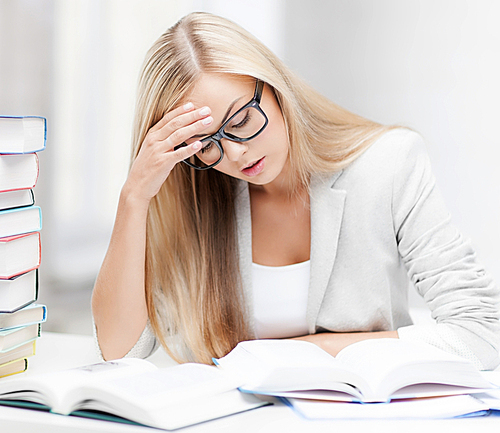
[{"left": 120, "top": 181, "right": 151, "bottom": 213}]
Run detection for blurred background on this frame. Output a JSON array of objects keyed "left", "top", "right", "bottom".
[{"left": 0, "top": 0, "right": 499, "bottom": 335}]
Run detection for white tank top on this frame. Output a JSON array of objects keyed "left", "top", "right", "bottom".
[{"left": 251, "top": 260, "right": 310, "bottom": 339}]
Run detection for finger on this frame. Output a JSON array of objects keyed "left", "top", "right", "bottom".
[
  {"left": 149, "top": 102, "right": 195, "bottom": 134},
  {"left": 152, "top": 106, "right": 212, "bottom": 143},
  {"left": 172, "top": 140, "right": 203, "bottom": 163},
  {"left": 158, "top": 106, "right": 211, "bottom": 140},
  {"left": 161, "top": 116, "right": 214, "bottom": 151}
]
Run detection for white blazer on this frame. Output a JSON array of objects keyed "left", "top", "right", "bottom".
[
  {"left": 122, "top": 129, "right": 500, "bottom": 369},
  {"left": 235, "top": 128, "right": 499, "bottom": 369}
]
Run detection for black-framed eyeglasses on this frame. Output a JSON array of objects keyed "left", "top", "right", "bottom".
[{"left": 175, "top": 79, "right": 268, "bottom": 170}]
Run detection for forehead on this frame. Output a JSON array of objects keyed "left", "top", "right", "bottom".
[{"left": 185, "top": 74, "right": 255, "bottom": 112}]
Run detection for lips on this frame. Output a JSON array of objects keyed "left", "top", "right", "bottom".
[
  {"left": 241, "top": 157, "right": 265, "bottom": 177},
  {"left": 241, "top": 158, "right": 261, "bottom": 171}
]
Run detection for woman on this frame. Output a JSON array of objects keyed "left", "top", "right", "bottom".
[{"left": 92, "top": 12, "right": 500, "bottom": 368}]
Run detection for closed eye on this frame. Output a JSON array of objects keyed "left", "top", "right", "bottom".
[
  {"left": 229, "top": 110, "right": 251, "bottom": 129},
  {"left": 200, "top": 141, "right": 214, "bottom": 153}
]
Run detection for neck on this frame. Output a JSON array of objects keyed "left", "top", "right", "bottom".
[{"left": 249, "top": 159, "right": 305, "bottom": 199}]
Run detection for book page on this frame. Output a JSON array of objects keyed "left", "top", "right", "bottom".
[
  {"left": 0, "top": 358, "right": 156, "bottom": 414},
  {"left": 258, "top": 387, "right": 362, "bottom": 402},
  {"left": 96, "top": 363, "right": 239, "bottom": 407},
  {"left": 288, "top": 394, "right": 489, "bottom": 419},
  {"left": 335, "top": 339, "right": 490, "bottom": 400},
  {"left": 216, "top": 340, "right": 339, "bottom": 379},
  {"left": 69, "top": 363, "right": 262, "bottom": 428},
  {"left": 216, "top": 340, "right": 368, "bottom": 396}
]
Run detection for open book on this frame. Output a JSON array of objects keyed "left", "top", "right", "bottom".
[
  {"left": 214, "top": 338, "right": 494, "bottom": 403},
  {"left": 0, "top": 358, "right": 267, "bottom": 430},
  {"left": 285, "top": 394, "right": 490, "bottom": 420}
]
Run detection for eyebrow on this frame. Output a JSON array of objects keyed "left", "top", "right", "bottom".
[{"left": 191, "top": 96, "right": 243, "bottom": 139}]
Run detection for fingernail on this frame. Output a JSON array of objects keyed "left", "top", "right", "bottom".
[
  {"left": 201, "top": 116, "right": 213, "bottom": 125},
  {"left": 199, "top": 106, "right": 210, "bottom": 116},
  {"left": 183, "top": 102, "right": 194, "bottom": 111},
  {"left": 192, "top": 141, "right": 202, "bottom": 150}
]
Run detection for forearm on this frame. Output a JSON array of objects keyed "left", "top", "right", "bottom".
[
  {"left": 91, "top": 103, "right": 212, "bottom": 360},
  {"left": 292, "top": 331, "right": 398, "bottom": 357},
  {"left": 91, "top": 186, "right": 150, "bottom": 360}
]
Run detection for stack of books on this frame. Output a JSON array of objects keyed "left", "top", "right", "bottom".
[{"left": 0, "top": 116, "right": 47, "bottom": 378}]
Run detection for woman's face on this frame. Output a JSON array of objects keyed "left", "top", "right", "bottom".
[{"left": 184, "top": 74, "right": 290, "bottom": 187}]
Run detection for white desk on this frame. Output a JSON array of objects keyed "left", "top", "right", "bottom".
[{"left": 1, "top": 332, "right": 500, "bottom": 433}]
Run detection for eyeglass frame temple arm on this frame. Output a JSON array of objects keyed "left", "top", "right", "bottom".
[{"left": 254, "top": 79, "right": 264, "bottom": 103}]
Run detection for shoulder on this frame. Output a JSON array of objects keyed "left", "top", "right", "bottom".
[
  {"left": 357, "top": 127, "right": 427, "bottom": 168},
  {"left": 337, "top": 128, "right": 430, "bottom": 184},
  {"left": 311, "top": 128, "right": 432, "bottom": 195}
]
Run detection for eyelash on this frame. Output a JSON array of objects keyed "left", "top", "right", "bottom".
[
  {"left": 200, "top": 142, "right": 213, "bottom": 153},
  {"left": 198, "top": 110, "right": 251, "bottom": 153},
  {"left": 232, "top": 111, "right": 250, "bottom": 129}
]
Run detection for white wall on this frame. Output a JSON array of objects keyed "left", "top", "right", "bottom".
[
  {"left": 194, "top": 0, "right": 285, "bottom": 59},
  {"left": 45, "top": 0, "right": 286, "bottom": 287},
  {"left": 47, "top": 0, "right": 189, "bottom": 284},
  {"left": 284, "top": 0, "right": 500, "bottom": 300}
]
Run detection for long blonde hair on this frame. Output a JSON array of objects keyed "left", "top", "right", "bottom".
[{"left": 131, "top": 12, "right": 394, "bottom": 363}]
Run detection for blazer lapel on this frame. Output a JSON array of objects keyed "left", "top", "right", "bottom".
[
  {"left": 307, "top": 171, "right": 346, "bottom": 333},
  {"left": 235, "top": 172, "right": 346, "bottom": 336},
  {"left": 235, "top": 180, "right": 255, "bottom": 334}
]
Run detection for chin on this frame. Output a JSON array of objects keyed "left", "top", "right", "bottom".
[
  {"left": 246, "top": 170, "right": 281, "bottom": 186},
  {"left": 246, "top": 178, "right": 269, "bottom": 186}
]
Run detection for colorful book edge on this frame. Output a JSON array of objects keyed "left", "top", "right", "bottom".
[
  {"left": 0, "top": 189, "right": 35, "bottom": 212},
  {"left": 0, "top": 304, "right": 47, "bottom": 331},
  {"left": 0, "top": 232, "right": 41, "bottom": 280},
  {"left": 0, "top": 323, "right": 41, "bottom": 353},
  {"left": 0, "top": 116, "right": 47, "bottom": 153},
  {"left": 0, "top": 205, "right": 42, "bottom": 234},
  {"left": 0, "top": 269, "right": 39, "bottom": 314},
  {"left": 0, "top": 358, "right": 28, "bottom": 378},
  {"left": 0, "top": 153, "right": 40, "bottom": 193}
]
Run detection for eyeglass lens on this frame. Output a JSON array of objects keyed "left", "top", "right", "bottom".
[{"left": 189, "top": 106, "right": 266, "bottom": 168}]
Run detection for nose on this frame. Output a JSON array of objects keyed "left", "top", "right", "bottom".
[{"left": 222, "top": 139, "right": 248, "bottom": 162}]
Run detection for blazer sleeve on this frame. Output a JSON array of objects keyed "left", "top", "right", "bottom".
[
  {"left": 392, "top": 131, "right": 500, "bottom": 370},
  {"left": 93, "top": 319, "right": 158, "bottom": 360}
]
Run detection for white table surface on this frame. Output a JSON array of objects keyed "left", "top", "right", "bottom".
[{"left": 1, "top": 332, "right": 500, "bottom": 433}]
